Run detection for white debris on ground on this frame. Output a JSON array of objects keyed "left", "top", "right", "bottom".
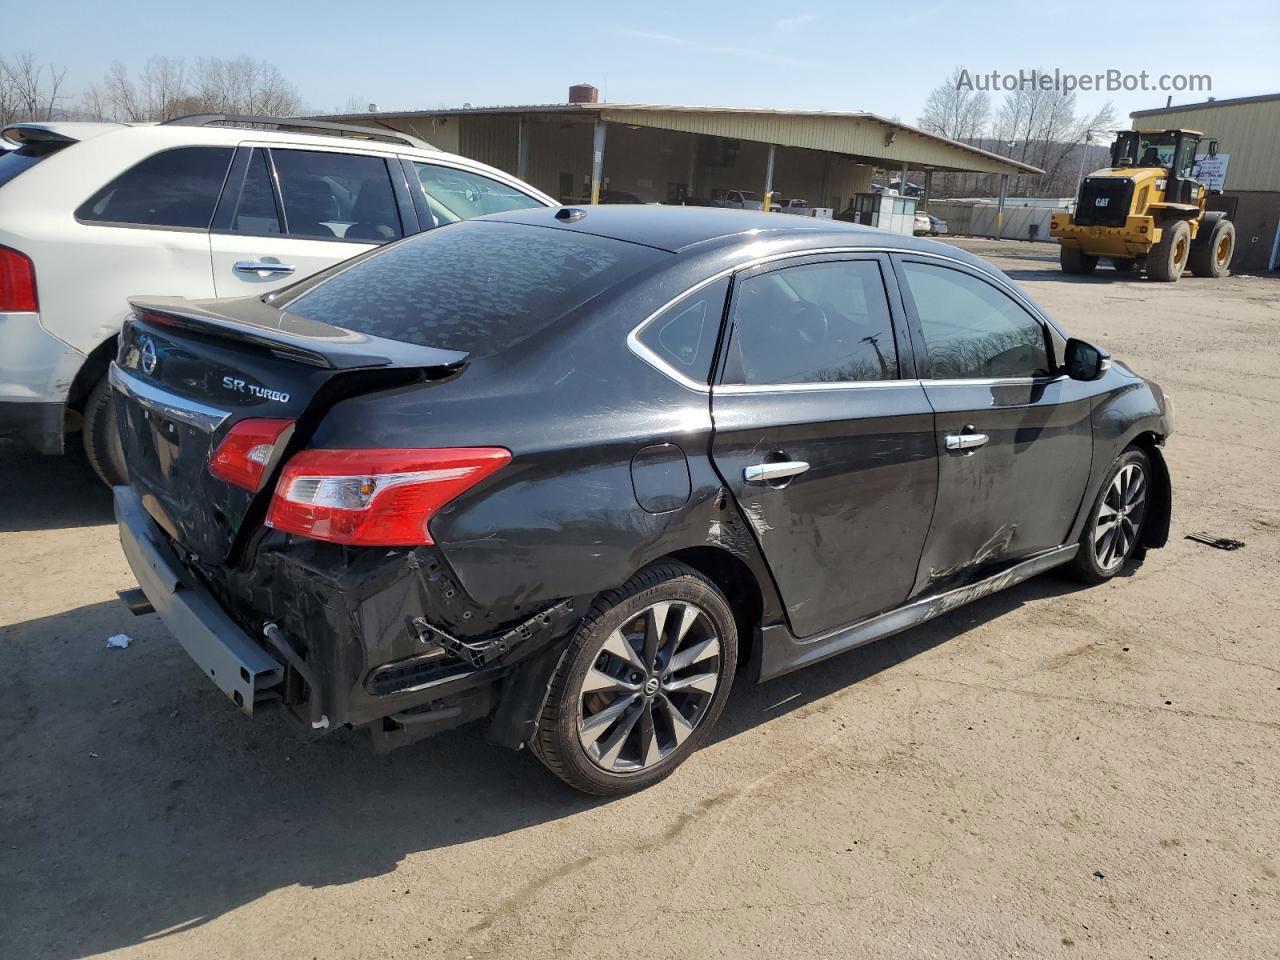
[{"left": 105, "top": 634, "right": 131, "bottom": 649}]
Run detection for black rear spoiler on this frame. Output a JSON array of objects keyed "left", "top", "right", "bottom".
[{"left": 129, "top": 297, "right": 470, "bottom": 372}]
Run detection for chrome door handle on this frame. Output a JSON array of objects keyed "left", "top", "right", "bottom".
[
  {"left": 744, "top": 461, "right": 810, "bottom": 483},
  {"left": 234, "top": 260, "right": 296, "bottom": 275},
  {"left": 945, "top": 433, "right": 990, "bottom": 451}
]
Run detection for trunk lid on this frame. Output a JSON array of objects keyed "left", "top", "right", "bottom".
[{"left": 112, "top": 295, "right": 468, "bottom": 563}]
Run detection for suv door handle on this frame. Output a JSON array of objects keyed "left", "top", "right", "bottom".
[
  {"left": 744, "top": 461, "right": 810, "bottom": 483},
  {"left": 234, "top": 260, "right": 296, "bottom": 275},
  {"left": 945, "top": 432, "right": 990, "bottom": 452}
]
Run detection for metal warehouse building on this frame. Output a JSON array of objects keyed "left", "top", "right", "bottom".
[
  {"left": 1132, "top": 93, "right": 1280, "bottom": 272},
  {"left": 329, "top": 85, "right": 1040, "bottom": 221}
]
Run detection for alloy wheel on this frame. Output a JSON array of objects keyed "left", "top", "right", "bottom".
[
  {"left": 1094, "top": 463, "right": 1147, "bottom": 572},
  {"left": 576, "top": 600, "right": 721, "bottom": 773}
]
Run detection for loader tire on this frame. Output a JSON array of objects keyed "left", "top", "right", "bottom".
[
  {"left": 1147, "top": 219, "right": 1190, "bottom": 282},
  {"left": 1060, "top": 246, "right": 1098, "bottom": 275},
  {"left": 1189, "top": 216, "right": 1234, "bottom": 278}
]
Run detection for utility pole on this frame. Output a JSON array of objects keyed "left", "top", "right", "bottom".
[{"left": 1074, "top": 129, "right": 1093, "bottom": 204}]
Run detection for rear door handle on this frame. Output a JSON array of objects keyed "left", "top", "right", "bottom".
[
  {"left": 234, "top": 260, "right": 296, "bottom": 275},
  {"left": 945, "top": 433, "right": 990, "bottom": 452},
  {"left": 744, "top": 461, "right": 810, "bottom": 483}
]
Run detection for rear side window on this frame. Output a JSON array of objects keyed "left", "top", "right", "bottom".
[
  {"left": 76, "top": 147, "right": 233, "bottom": 229},
  {"left": 283, "top": 220, "right": 664, "bottom": 356},
  {"left": 229, "top": 149, "right": 281, "bottom": 235},
  {"left": 898, "top": 261, "right": 1051, "bottom": 379},
  {"left": 414, "top": 162, "right": 543, "bottom": 226},
  {"left": 722, "top": 260, "right": 899, "bottom": 385},
  {"left": 635, "top": 278, "right": 729, "bottom": 384},
  {"left": 0, "top": 140, "right": 71, "bottom": 189},
  {"left": 272, "top": 149, "right": 402, "bottom": 242}
]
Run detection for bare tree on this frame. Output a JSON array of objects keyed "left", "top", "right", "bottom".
[
  {"left": 918, "top": 66, "right": 991, "bottom": 142},
  {"left": 1, "top": 52, "right": 69, "bottom": 123}
]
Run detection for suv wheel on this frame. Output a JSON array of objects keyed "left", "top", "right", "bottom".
[
  {"left": 533, "top": 562, "right": 737, "bottom": 795},
  {"left": 1069, "top": 447, "right": 1151, "bottom": 584},
  {"left": 82, "top": 373, "right": 126, "bottom": 486}
]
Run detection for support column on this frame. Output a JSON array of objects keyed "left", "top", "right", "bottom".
[
  {"left": 590, "top": 120, "right": 606, "bottom": 205},
  {"left": 687, "top": 135, "right": 698, "bottom": 201},
  {"left": 516, "top": 116, "right": 529, "bottom": 181},
  {"left": 763, "top": 144, "right": 776, "bottom": 211},
  {"left": 900, "top": 161, "right": 908, "bottom": 193},
  {"left": 923, "top": 170, "right": 933, "bottom": 207},
  {"left": 995, "top": 173, "right": 1009, "bottom": 239}
]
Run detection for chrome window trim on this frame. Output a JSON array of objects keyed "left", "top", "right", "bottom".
[
  {"left": 715, "top": 379, "right": 921, "bottom": 395},
  {"left": 626, "top": 245, "right": 1061, "bottom": 393},
  {"left": 920, "top": 374, "right": 1070, "bottom": 388}
]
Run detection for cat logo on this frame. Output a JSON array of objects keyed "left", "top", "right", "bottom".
[{"left": 1095, "top": 197, "right": 1110, "bottom": 207}]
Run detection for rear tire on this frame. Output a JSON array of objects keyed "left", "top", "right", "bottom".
[
  {"left": 1110, "top": 257, "right": 1136, "bottom": 273},
  {"left": 533, "top": 561, "right": 738, "bottom": 796},
  {"left": 1068, "top": 447, "right": 1151, "bottom": 584},
  {"left": 82, "top": 374, "right": 126, "bottom": 487},
  {"left": 1189, "top": 216, "right": 1234, "bottom": 278},
  {"left": 1147, "top": 220, "right": 1190, "bottom": 282},
  {"left": 1060, "top": 246, "right": 1098, "bottom": 275}
]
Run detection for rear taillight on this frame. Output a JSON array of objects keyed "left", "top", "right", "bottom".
[
  {"left": 266, "top": 447, "right": 511, "bottom": 546},
  {"left": 0, "top": 244, "right": 38, "bottom": 311},
  {"left": 209, "top": 419, "right": 295, "bottom": 491}
]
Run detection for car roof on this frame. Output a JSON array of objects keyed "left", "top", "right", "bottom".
[{"left": 487, "top": 204, "right": 974, "bottom": 259}]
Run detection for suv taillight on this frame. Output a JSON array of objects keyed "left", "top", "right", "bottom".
[
  {"left": 209, "top": 419, "right": 295, "bottom": 491},
  {"left": 0, "top": 244, "right": 37, "bottom": 311},
  {"left": 266, "top": 447, "right": 511, "bottom": 546}
]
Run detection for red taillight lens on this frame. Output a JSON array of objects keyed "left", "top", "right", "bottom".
[
  {"left": 266, "top": 447, "right": 511, "bottom": 546},
  {"left": 0, "top": 244, "right": 38, "bottom": 311},
  {"left": 209, "top": 419, "right": 295, "bottom": 491}
]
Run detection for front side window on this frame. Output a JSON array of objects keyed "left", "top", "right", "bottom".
[
  {"left": 899, "top": 261, "right": 1051, "bottom": 380},
  {"left": 635, "top": 278, "right": 729, "bottom": 383},
  {"left": 722, "top": 260, "right": 899, "bottom": 386},
  {"left": 414, "top": 163, "right": 542, "bottom": 226},
  {"left": 76, "top": 146, "right": 233, "bottom": 229},
  {"left": 271, "top": 149, "right": 402, "bottom": 242}
]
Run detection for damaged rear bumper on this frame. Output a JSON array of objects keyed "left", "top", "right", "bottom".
[
  {"left": 114, "top": 485, "right": 583, "bottom": 750},
  {"left": 114, "top": 486, "right": 285, "bottom": 716}
]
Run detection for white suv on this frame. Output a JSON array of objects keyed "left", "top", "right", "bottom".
[{"left": 0, "top": 115, "right": 556, "bottom": 482}]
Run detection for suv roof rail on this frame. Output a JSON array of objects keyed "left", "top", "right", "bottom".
[{"left": 161, "top": 114, "right": 433, "bottom": 150}]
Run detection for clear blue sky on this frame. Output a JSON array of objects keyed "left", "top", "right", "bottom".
[{"left": 7, "top": 0, "right": 1278, "bottom": 123}]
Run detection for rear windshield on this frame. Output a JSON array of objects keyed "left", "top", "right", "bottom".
[
  {"left": 0, "top": 140, "right": 71, "bottom": 189},
  {"left": 282, "top": 220, "right": 665, "bottom": 356}
]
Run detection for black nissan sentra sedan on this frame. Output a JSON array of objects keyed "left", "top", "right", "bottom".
[{"left": 111, "top": 206, "right": 1171, "bottom": 795}]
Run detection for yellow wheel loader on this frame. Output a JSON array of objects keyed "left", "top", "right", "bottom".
[{"left": 1050, "top": 129, "right": 1235, "bottom": 282}]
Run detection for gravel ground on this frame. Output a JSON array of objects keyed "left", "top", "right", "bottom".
[{"left": 2, "top": 239, "right": 1277, "bottom": 959}]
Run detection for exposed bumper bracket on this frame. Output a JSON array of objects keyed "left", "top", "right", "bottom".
[{"left": 412, "top": 599, "right": 577, "bottom": 670}]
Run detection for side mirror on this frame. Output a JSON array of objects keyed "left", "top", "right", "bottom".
[
  {"left": 1208, "top": 139, "right": 1219, "bottom": 158},
  {"left": 1065, "top": 338, "right": 1111, "bottom": 381}
]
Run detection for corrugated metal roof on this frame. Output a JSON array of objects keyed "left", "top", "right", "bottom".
[{"left": 318, "top": 102, "right": 1043, "bottom": 176}]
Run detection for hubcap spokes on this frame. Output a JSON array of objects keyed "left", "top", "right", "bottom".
[
  {"left": 577, "top": 600, "right": 721, "bottom": 773},
  {"left": 1094, "top": 463, "right": 1147, "bottom": 571}
]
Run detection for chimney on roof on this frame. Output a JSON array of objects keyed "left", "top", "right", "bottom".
[{"left": 569, "top": 83, "right": 599, "bottom": 105}]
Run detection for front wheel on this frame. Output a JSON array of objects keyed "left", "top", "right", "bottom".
[
  {"left": 533, "top": 562, "right": 738, "bottom": 796},
  {"left": 1069, "top": 447, "right": 1151, "bottom": 584}
]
